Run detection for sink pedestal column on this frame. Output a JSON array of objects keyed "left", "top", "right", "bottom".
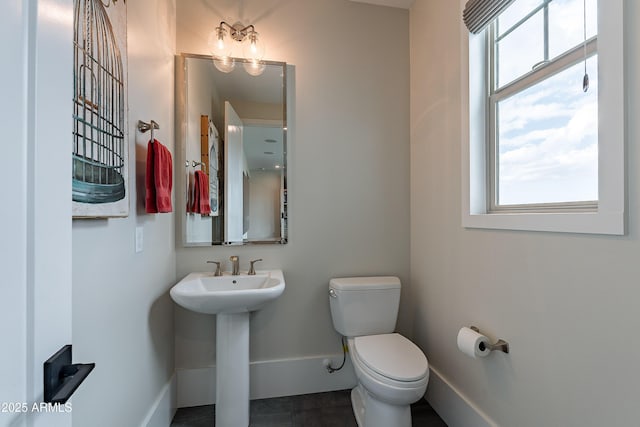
[{"left": 216, "top": 312, "right": 250, "bottom": 426}]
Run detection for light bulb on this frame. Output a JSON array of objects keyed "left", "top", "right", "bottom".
[
  {"left": 243, "top": 59, "right": 266, "bottom": 76},
  {"left": 242, "top": 31, "right": 265, "bottom": 61},
  {"left": 208, "top": 26, "right": 233, "bottom": 58},
  {"left": 213, "top": 56, "right": 235, "bottom": 73}
]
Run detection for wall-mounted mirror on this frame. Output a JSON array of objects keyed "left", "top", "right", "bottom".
[{"left": 176, "top": 54, "right": 288, "bottom": 246}]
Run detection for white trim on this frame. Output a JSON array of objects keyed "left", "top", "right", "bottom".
[
  {"left": 462, "top": 0, "right": 625, "bottom": 235},
  {"left": 141, "top": 375, "right": 177, "bottom": 427},
  {"left": 425, "top": 366, "right": 498, "bottom": 427},
  {"left": 347, "top": 0, "right": 414, "bottom": 10},
  {"left": 176, "top": 355, "right": 357, "bottom": 408},
  {"left": 242, "top": 118, "right": 282, "bottom": 127},
  {"left": 28, "top": 1, "right": 74, "bottom": 426},
  {"left": 1, "top": 0, "right": 29, "bottom": 422}
]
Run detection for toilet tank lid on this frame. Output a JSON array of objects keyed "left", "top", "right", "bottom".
[{"left": 329, "top": 276, "right": 400, "bottom": 290}]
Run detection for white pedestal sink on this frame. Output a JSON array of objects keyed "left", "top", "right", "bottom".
[{"left": 170, "top": 270, "right": 285, "bottom": 427}]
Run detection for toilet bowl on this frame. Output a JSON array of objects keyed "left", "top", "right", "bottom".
[
  {"left": 329, "top": 277, "right": 429, "bottom": 427},
  {"left": 349, "top": 334, "right": 428, "bottom": 427}
]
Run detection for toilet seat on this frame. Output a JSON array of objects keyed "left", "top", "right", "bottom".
[
  {"left": 348, "top": 335, "right": 429, "bottom": 408},
  {"left": 352, "top": 333, "right": 428, "bottom": 382}
]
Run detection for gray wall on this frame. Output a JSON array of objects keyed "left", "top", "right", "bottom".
[
  {"left": 410, "top": 1, "right": 640, "bottom": 426},
  {"left": 71, "top": 0, "right": 177, "bottom": 425},
  {"left": 175, "top": 0, "right": 411, "bottom": 368}
]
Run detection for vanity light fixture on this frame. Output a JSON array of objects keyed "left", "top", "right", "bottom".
[{"left": 208, "top": 21, "right": 266, "bottom": 75}]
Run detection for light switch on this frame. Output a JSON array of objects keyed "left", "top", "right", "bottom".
[{"left": 135, "top": 226, "right": 143, "bottom": 253}]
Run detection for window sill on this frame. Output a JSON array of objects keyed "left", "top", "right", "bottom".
[{"left": 462, "top": 210, "right": 624, "bottom": 235}]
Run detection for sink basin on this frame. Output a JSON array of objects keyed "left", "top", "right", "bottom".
[
  {"left": 171, "top": 269, "right": 285, "bottom": 426},
  {"left": 170, "top": 269, "right": 285, "bottom": 314}
]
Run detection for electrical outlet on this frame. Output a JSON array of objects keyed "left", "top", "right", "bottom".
[{"left": 135, "top": 226, "right": 143, "bottom": 253}]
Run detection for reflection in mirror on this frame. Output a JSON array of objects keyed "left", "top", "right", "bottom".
[{"left": 177, "top": 54, "right": 288, "bottom": 246}]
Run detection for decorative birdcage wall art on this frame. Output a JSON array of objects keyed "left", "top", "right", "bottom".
[{"left": 72, "top": 0, "right": 128, "bottom": 218}]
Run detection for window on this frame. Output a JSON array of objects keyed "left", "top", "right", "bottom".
[
  {"left": 462, "top": 0, "right": 625, "bottom": 234},
  {"left": 491, "top": 0, "right": 598, "bottom": 210}
]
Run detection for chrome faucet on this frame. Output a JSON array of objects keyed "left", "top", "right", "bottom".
[
  {"left": 230, "top": 255, "right": 240, "bottom": 275},
  {"left": 206, "top": 260, "right": 222, "bottom": 276},
  {"left": 248, "top": 259, "right": 263, "bottom": 275}
]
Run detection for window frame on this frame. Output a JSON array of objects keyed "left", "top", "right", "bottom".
[
  {"left": 462, "top": 0, "right": 625, "bottom": 235},
  {"left": 489, "top": 31, "right": 599, "bottom": 213}
]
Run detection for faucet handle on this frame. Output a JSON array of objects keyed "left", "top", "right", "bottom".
[
  {"left": 248, "top": 259, "right": 263, "bottom": 275},
  {"left": 206, "top": 261, "right": 222, "bottom": 276}
]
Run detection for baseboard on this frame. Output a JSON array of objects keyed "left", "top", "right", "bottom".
[
  {"left": 425, "top": 366, "right": 498, "bottom": 427},
  {"left": 141, "top": 374, "right": 177, "bottom": 427},
  {"left": 176, "top": 354, "right": 357, "bottom": 408}
]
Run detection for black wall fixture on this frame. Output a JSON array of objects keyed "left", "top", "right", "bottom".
[{"left": 44, "top": 345, "right": 95, "bottom": 404}]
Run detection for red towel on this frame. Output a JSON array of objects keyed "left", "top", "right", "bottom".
[
  {"left": 154, "top": 140, "right": 173, "bottom": 212},
  {"left": 195, "top": 170, "right": 211, "bottom": 215},
  {"left": 190, "top": 171, "right": 200, "bottom": 213},
  {"left": 186, "top": 172, "right": 194, "bottom": 213},
  {"left": 145, "top": 140, "right": 157, "bottom": 213},
  {"left": 145, "top": 139, "right": 173, "bottom": 213}
]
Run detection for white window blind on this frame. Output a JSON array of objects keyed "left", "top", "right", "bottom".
[{"left": 463, "top": 0, "right": 516, "bottom": 34}]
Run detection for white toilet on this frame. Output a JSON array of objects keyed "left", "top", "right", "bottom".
[{"left": 329, "top": 276, "right": 429, "bottom": 427}]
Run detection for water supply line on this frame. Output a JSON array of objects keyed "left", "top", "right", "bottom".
[{"left": 324, "top": 336, "right": 347, "bottom": 373}]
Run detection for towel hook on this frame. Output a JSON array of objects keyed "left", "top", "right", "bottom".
[
  {"left": 137, "top": 120, "right": 160, "bottom": 142},
  {"left": 184, "top": 160, "right": 205, "bottom": 168}
]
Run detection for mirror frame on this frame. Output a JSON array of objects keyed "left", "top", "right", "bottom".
[{"left": 175, "top": 53, "right": 288, "bottom": 247}]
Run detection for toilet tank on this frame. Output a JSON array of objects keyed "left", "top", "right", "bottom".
[{"left": 329, "top": 276, "right": 401, "bottom": 337}]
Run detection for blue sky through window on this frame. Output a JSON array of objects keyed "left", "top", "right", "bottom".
[{"left": 494, "top": 0, "right": 598, "bottom": 206}]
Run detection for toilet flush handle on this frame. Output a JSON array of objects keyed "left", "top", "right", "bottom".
[{"left": 329, "top": 289, "right": 337, "bottom": 298}]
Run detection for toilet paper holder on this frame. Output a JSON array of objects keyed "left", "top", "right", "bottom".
[{"left": 470, "top": 326, "right": 510, "bottom": 354}]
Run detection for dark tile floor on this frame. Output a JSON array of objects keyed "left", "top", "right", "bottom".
[{"left": 171, "top": 390, "right": 447, "bottom": 427}]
